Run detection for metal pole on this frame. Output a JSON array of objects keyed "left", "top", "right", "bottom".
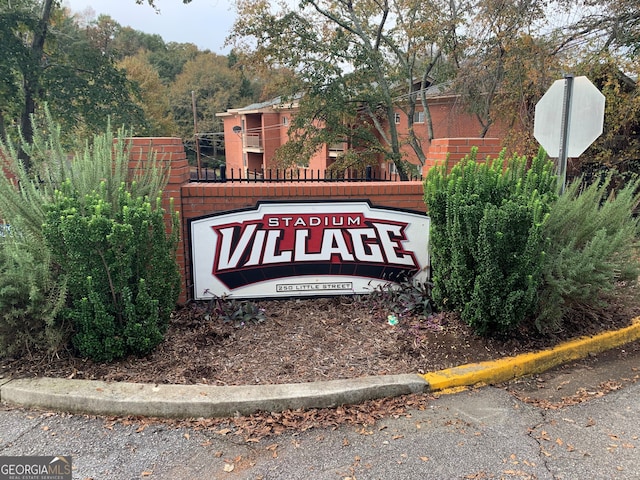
[
  {"left": 191, "top": 90, "right": 202, "bottom": 180},
  {"left": 558, "top": 75, "right": 574, "bottom": 194}
]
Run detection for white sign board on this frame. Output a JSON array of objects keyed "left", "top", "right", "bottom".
[
  {"left": 534, "top": 76, "right": 605, "bottom": 158},
  {"left": 190, "top": 201, "right": 430, "bottom": 299}
]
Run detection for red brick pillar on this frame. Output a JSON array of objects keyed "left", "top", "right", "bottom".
[
  {"left": 124, "top": 137, "right": 191, "bottom": 304},
  {"left": 423, "top": 138, "right": 503, "bottom": 176}
]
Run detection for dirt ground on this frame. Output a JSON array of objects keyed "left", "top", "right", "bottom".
[{"left": 1, "top": 291, "right": 638, "bottom": 389}]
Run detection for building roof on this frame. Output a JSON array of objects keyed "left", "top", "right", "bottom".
[{"left": 216, "top": 95, "right": 301, "bottom": 117}]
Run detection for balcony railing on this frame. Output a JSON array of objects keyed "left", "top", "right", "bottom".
[
  {"left": 242, "top": 133, "right": 262, "bottom": 149},
  {"left": 328, "top": 142, "right": 346, "bottom": 157}
]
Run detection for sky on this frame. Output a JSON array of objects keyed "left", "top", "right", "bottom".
[{"left": 62, "top": 0, "right": 237, "bottom": 53}]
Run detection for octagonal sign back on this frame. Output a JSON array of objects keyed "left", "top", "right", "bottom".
[{"left": 534, "top": 76, "right": 605, "bottom": 158}]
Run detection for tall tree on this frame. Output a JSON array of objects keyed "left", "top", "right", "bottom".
[
  {"left": 118, "top": 52, "right": 178, "bottom": 136},
  {"left": 167, "top": 51, "right": 260, "bottom": 141},
  {"left": 111, "top": 26, "right": 166, "bottom": 60},
  {"left": 0, "top": 0, "right": 190, "bottom": 169},
  {"left": 229, "top": 0, "right": 466, "bottom": 179},
  {"left": 148, "top": 41, "right": 199, "bottom": 84},
  {"left": 556, "top": 0, "right": 640, "bottom": 55},
  {"left": 16, "top": 0, "right": 55, "bottom": 165},
  {"left": 452, "top": 0, "right": 563, "bottom": 155}
]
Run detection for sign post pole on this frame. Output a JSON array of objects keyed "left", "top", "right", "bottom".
[{"left": 558, "top": 75, "right": 574, "bottom": 194}]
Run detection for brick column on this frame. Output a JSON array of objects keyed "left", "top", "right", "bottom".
[
  {"left": 125, "top": 137, "right": 191, "bottom": 304},
  {"left": 423, "top": 138, "right": 502, "bottom": 176}
]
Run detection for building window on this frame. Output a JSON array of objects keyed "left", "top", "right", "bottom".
[
  {"left": 413, "top": 111, "right": 425, "bottom": 124},
  {"left": 394, "top": 113, "right": 401, "bottom": 124},
  {"left": 282, "top": 116, "right": 288, "bottom": 126}
]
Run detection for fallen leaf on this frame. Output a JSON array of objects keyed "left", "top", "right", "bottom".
[
  {"left": 223, "top": 463, "right": 234, "bottom": 472},
  {"left": 420, "top": 456, "right": 429, "bottom": 462},
  {"left": 184, "top": 433, "right": 190, "bottom": 440},
  {"left": 266, "top": 443, "right": 279, "bottom": 458},
  {"left": 392, "top": 435, "right": 404, "bottom": 440},
  {"left": 141, "top": 471, "right": 153, "bottom": 477},
  {"left": 216, "top": 428, "right": 232, "bottom": 435}
]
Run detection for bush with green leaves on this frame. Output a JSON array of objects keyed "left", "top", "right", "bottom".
[
  {"left": 423, "top": 148, "right": 558, "bottom": 334},
  {"left": 0, "top": 230, "right": 68, "bottom": 357},
  {"left": 0, "top": 112, "right": 69, "bottom": 357},
  {"left": 42, "top": 180, "right": 180, "bottom": 362},
  {"left": 0, "top": 111, "right": 179, "bottom": 361},
  {"left": 535, "top": 174, "right": 640, "bottom": 332}
]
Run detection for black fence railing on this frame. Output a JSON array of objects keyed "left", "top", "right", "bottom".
[{"left": 190, "top": 165, "right": 423, "bottom": 183}]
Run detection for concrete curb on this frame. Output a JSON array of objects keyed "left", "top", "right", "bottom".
[
  {"left": 0, "top": 374, "right": 428, "bottom": 419},
  {"left": 1, "top": 316, "right": 639, "bottom": 418},
  {"left": 422, "top": 316, "right": 640, "bottom": 391}
]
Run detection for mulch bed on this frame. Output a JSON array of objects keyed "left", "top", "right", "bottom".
[{"left": 2, "top": 291, "right": 639, "bottom": 387}]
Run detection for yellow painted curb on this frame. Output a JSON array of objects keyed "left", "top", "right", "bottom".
[{"left": 421, "top": 316, "right": 640, "bottom": 392}]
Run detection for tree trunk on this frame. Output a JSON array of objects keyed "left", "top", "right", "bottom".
[
  {"left": 18, "top": 0, "right": 55, "bottom": 171},
  {"left": 0, "top": 111, "right": 6, "bottom": 144}
]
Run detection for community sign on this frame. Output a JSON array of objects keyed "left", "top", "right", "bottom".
[{"left": 190, "top": 201, "right": 430, "bottom": 299}]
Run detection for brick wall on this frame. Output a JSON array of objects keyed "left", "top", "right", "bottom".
[
  {"left": 422, "top": 138, "right": 503, "bottom": 176},
  {"left": 179, "top": 180, "right": 426, "bottom": 303},
  {"left": 130, "top": 137, "right": 502, "bottom": 304}
]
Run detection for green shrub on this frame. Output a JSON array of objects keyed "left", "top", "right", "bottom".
[
  {"left": 43, "top": 180, "right": 180, "bottom": 362},
  {"left": 1, "top": 111, "right": 178, "bottom": 361},
  {"left": 535, "top": 174, "right": 640, "bottom": 332},
  {"left": 423, "top": 148, "right": 557, "bottom": 334},
  {"left": 0, "top": 231, "right": 68, "bottom": 357},
  {"left": 0, "top": 112, "right": 68, "bottom": 357}
]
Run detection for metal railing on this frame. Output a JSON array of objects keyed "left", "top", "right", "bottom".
[
  {"left": 190, "top": 166, "right": 422, "bottom": 183},
  {"left": 242, "top": 134, "right": 262, "bottom": 149}
]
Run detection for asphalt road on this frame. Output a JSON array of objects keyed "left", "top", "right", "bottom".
[{"left": 2, "top": 341, "right": 640, "bottom": 479}]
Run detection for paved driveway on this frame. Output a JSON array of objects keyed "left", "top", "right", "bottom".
[{"left": 2, "top": 382, "right": 638, "bottom": 479}]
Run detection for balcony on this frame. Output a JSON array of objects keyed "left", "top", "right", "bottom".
[
  {"left": 328, "top": 142, "right": 346, "bottom": 158},
  {"left": 243, "top": 133, "right": 263, "bottom": 152}
]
